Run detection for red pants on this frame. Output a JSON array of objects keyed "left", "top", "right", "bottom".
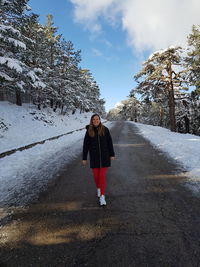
[{"left": 92, "top": 168, "right": 107, "bottom": 195}]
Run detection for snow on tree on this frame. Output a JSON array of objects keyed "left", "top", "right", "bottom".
[
  {"left": 78, "top": 69, "right": 105, "bottom": 115},
  {"left": 132, "top": 46, "right": 186, "bottom": 132},
  {"left": 107, "top": 102, "right": 124, "bottom": 121},
  {"left": 0, "top": 0, "right": 44, "bottom": 105},
  {"left": 120, "top": 97, "right": 141, "bottom": 121},
  {"left": 189, "top": 93, "right": 200, "bottom": 135},
  {"left": 185, "top": 25, "right": 200, "bottom": 95},
  {"left": 19, "top": 13, "right": 48, "bottom": 109},
  {"left": 0, "top": 20, "right": 27, "bottom": 104},
  {"left": 172, "top": 25, "right": 200, "bottom": 135},
  {"left": 0, "top": 4, "right": 106, "bottom": 114},
  {"left": 107, "top": 97, "right": 141, "bottom": 121}
]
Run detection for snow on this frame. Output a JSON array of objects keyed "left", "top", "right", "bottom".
[
  {"left": 0, "top": 24, "right": 21, "bottom": 36},
  {"left": 0, "top": 71, "right": 13, "bottom": 81},
  {"left": 1, "top": 101, "right": 200, "bottom": 207},
  {"left": 148, "top": 46, "right": 180, "bottom": 60},
  {"left": 0, "top": 102, "right": 92, "bottom": 153},
  {"left": 27, "top": 70, "right": 37, "bottom": 82},
  {"left": 0, "top": 57, "right": 23, "bottom": 73},
  {"left": 34, "top": 81, "right": 46, "bottom": 88},
  {"left": 0, "top": 131, "right": 86, "bottom": 206},
  {"left": 16, "top": 81, "right": 25, "bottom": 91},
  {"left": 0, "top": 102, "right": 111, "bottom": 206},
  {"left": 26, "top": 4, "right": 32, "bottom": 11},
  {"left": 27, "top": 68, "right": 45, "bottom": 86},
  {"left": 1, "top": 0, "right": 10, "bottom": 5},
  {"left": 129, "top": 121, "right": 200, "bottom": 194},
  {"left": 7, "top": 37, "right": 26, "bottom": 49},
  {"left": 34, "top": 68, "right": 43, "bottom": 74}
]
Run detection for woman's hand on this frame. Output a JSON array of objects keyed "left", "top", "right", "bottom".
[
  {"left": 110, "top": 157, "right": 115, "bottom": 160},
  {"left": 82, "top": 160, "right": 87, "bottom": 166}
]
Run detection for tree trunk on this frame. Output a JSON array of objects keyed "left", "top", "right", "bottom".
[
  {"left": 184, "top": 116, "right": 190, "bottom": 133},
  {"left": 0, "top": 86, "right": 4, "bottom": 101},
  {"left": 16, "top": 90, "right": 22, "bottom": 106},
  {"left": 37, "top": 95, "right": 41, "bottom": 110},
  {"left": 167, "top": 62, "right": 176, "bottom": 132},
  {"left": 159, "top": 106, "right": 163, "bottom": 126},
  {"left": 50, "top": 99, "right": 53, "bottom": 108},
  {"left": 61, "top": 104, "right": 64, "bottom": 114},
  {"left": 53, "top": 102, "right": 58, "bottom": 112},
  {"left": 168, "top": 90, "right": 176, "bottom": 131},
  {"left": 134, "top": 109, "right": 138, "bottom": 122},
  {"left": 80, "top": 105, "right": 83, "bottom": 114}
]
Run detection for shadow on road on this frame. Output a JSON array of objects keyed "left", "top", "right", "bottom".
[{"left": 1, "top": 122, "right": 200, "bottom": 267}]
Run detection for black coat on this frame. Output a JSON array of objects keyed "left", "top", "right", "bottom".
[{"left": 82, "top": 125, "right": 115, "bottom": 168}]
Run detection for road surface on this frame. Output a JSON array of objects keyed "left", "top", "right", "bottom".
[{"left": 1, "top": 122, "right": 200, "bottom": 267}]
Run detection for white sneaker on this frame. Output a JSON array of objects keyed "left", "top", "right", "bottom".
[
  {"left": 97, "top": 188, "right": 101, "bottom": 197},
  {"left": 99, "top": 195, "right": 106, "bottom": 206}
]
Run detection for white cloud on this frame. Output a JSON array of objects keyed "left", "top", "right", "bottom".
[
  {"left": 69, "top": 0, "right": 116, "bottom": 32},
  {"left": 92, "top": 48, "right": 103, "bottom": 57},
  {"left": 91, "top": 48, "right": 117, "bottom": 62},
  {"left": 101, "top": 38, "right": 112, "bottom": 47},
  {"left": 69, "top": 0, "right": 200, "bottom": 52}
]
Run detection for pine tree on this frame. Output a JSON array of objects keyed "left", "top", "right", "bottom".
[
  {"left": 0, "top": 3, "right": 106, "bottom": 114},
  {"left": 182, "top": 25, "right": 200, "bottom": 134},
  {"left": 54, "top": 39, "right": 82, "bottom": 113},
  {"left": 42, "top": 14, "right": 62, "bottom": 109},
  {"left": 186, "top": 25, "right": 200, "bottom": 95},
  {"left": 0, "top": 0, "right": 28, "bottom": 104},
  {"left": 0, "top": 0, "right": 41, "bottom": 105},
  {"left": 20, "top": 13, "right": 48, "bottom": 108},
  {"left": 133, "top": 46, "right": 186, "bottom": 132},
  {"left": 121, "top": 97, "right": 141, "bottom": 121}
]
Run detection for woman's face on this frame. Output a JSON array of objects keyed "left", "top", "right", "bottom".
[{"left": 92, "top": 115, "right": 100, "bottom": 127}]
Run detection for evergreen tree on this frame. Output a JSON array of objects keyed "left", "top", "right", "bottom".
[
  {"left": 133, "top": 46, "right": 186, "bottom": 132},
  {"left": 179, "top": 25, "right": 200, "bottom": 135},
  {"left": 20, "top": 13, "right": 47, "bottom": 108},
  {"left": 0, "top": 0, "right": 42, "bottom": 105},
  {"left": 107, "top": 96, "right": 141, "bottom": 121},
  {"left": 186, "top": 25, "right": 200, "bottom": 95},
  {"left": 120, "top": 97, "right": 141, "bottom": 121},
  {"left": 0, "top": 3, "right": 106, "bottom": 114},
  {"left": 0, "top": 0, "right": 28, "bottom": 104},
  {"left": 42, "top": 14, "right": 62, "bottom": 109}
]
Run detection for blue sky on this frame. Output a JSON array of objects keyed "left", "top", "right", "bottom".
[{"left": 28, "top": 0, "right": 200, "bottom": 111}]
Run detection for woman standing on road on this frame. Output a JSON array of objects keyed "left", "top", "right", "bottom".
[{"left": 82, "top": 114, "right": 115, "bottom": 206}]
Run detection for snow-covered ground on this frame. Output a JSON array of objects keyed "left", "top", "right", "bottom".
[
  {"left": 0, "top": 101, "right": 111, "bottom": 206},
  {"left": 0, "top": 101, "right": 93, "bottom": 153},
  {"left": 1, "top": 101, "right": 200, "bottom": 207},
  {"left": 129, "top": 121, "right": 200, "bottom": 195}
]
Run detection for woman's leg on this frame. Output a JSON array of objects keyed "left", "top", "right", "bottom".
[
  {"left": 92, "top": 168, "right": 100, "bottom": 188},
  {"left": 99, "top": 167, "right": 107, "bottom": 196}
]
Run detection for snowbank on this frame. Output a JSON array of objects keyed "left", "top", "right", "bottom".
[{"left": 131, "top": 121, "right": 200, "bottom": 194}]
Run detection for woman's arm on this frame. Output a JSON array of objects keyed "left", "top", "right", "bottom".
[
  {"left": 106, "top": 127, "right": 115, "bottom": 157},
  {"left": 82, "top": 131, "right": 90, "bottom": 160}
]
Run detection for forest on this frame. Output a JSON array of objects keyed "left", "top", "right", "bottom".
[
  {"left": 0, "top": 0, "right": 105, "bottom": 115},
  {"left": 1, "top": 1, "right": 200, "bottom": 135},
  {"left": 108, "top": 26, "right": 200, "bottom": 135}
]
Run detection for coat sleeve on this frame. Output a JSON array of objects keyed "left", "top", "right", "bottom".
[
  {"left": 106, "top": 128, "right": 115, "bottom": 157},
  {"left": 82, "top": 131, "right": 90, "bottom": 160}
]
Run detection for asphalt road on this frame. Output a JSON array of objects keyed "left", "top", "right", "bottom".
[{"left": 1, "top": 121, "right": 200, "bottom": 267}]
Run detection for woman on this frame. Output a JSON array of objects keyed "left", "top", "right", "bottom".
[{"left": 82, "top": 114, "right": 115, "bottom": 206}]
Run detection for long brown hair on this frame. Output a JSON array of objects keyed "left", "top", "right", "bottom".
[{"left": 88, "top": 114, "right": 105, "bottom": 137}]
